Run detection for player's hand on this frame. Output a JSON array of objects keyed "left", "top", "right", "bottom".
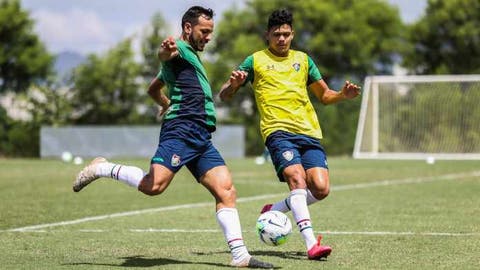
[
  {"left": 157, "top": 104, "right": 170, "bottom": 119},
  {"left": 229, "top": 70, "right": 248, "bottom": 89},
  {"left": 340, "top": 81, "right": 361, "bottom": 99},
  {"left": 158, "top": 36, "right": 179, "bottom": 61}
]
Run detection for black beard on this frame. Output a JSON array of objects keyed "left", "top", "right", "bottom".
[{"left": 189, "top": 33, "right": 203, "bottom": 52}]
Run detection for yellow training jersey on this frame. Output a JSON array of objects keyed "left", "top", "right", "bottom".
[{"left": 239, "top": 49, "right": 323, "bottom": 142}]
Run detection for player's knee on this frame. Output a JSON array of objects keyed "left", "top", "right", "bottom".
[
  {"left": 138, "top": 177, "right": 167, "bottom": 196},
  {"left": 311, "top": 185, "right": 330, "bottom": 200},
  {"left": 285, "top": 171, "right": 307, "bottom": 189},
  {"left": 216, "top": 184, "right": 237, "bottom": 207},
  {"left": 317, "top": 186, "right": 330, "bottom": 199},
  {"left": 139, "top": 185, "right": 162, "bottom": 196},
  {"left": 223, "top": 185, "right": 237, "bottom": 201}
]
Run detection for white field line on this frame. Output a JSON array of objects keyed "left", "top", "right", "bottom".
[
  {"left": 4, "top": 171, "right": 480, "bottom": 233},
  {"left": 129, "top": 229, "right": 480, "bottom": 237},
  {"left": 7, "top": 228, "right": 480, "bottom": 237}
]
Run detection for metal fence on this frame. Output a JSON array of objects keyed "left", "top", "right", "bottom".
[{"left": 40, "top": 125, "right": 245, "bottom": 159}]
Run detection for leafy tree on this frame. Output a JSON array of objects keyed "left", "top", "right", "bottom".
[
  {"left": 0, "top": 0, "right": 53, "bottom": 93},
  {"left": 209, "top": 0, "right": 405, "bottom": 155},
  {"left": 141, "top": 12, "right": 169, "bottom": 79},
  {"left": 26, "top": 85, "right": 73, "bottom": 126},
  {"left": 70, "top": 39, "right": 147, "bottom": 124},
  {"left": 0, "top": 84, "right": 73, "bottom": 157},
  {"left": 0, "top": 104, "right": 39, "bottom": 157},
  {"left": 404, "top": 0, "right": 480, "bottom": 74},
  {"left": 139, "top": 12, "right": 170, "bottom": 122}
]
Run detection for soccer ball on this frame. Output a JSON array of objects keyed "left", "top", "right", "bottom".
[
  {"left": 256, "top": 210, "right": 292, "bottom": 246},
  {"left": 61, "top": 151, "right": 73, "bottom": 162},
  {"left": 73, "top": 156, "right": 84, "bottom": 165}
]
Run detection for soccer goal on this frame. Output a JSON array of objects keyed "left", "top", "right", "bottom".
[{"left": 353, "top": 75, "right": 480, "bottom": 160}]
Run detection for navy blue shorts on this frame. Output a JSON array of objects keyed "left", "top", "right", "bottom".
[
  {"left": 265, "top": 130, "right": 328, "bottom": 182},
  {"left": 151, "top": 119, "right": 225, "bottom": 181}
]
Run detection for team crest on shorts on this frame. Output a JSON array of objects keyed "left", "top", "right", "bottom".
[
  {"left": 282, "top": 150, "right": 294, "bottom": 161},
  {"left": 171, "top": 154, "right": 181, "bottom": 167}
]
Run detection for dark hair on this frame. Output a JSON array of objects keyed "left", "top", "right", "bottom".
[
  {"left": 267, "top": 9, "right": 293, "bottom": 30},
  {"left": 181, "top": 6, "right": 214, "bottom": 28}
]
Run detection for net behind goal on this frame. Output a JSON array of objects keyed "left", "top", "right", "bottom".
[{"left": 353, "top": 75, "right": 480, "bottom": 160}]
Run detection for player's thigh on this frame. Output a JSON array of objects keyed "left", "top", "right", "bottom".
[
  {"left": 302, "top": 147, "right": 330, "bottom": 194},
  {"left": 187, "top": 142, "right": 226, "bottom": 181},
  {"left": 149, "top": 163, "right": 175, "bottom": 187},
  {"left": 266, "top": 133, "right": 303, "bottom": 182}
]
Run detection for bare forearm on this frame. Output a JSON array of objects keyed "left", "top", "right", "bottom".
[
  {"left": 148, "top": 79, "right": 169, "bottom": 108},
  {"left": 320, "top": 89, "right": 345, "bottom": 104},
  {"left": 218, "top": 82, "right": 239, "bottom": 102},
  {"left": 311, "top": 79, "right": 359, "bottom": 105},
  {"left": 149, "top": 89, "right": 170, "bottom": 108}
]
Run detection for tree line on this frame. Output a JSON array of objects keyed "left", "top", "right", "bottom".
[{"left": 1, "top": 0, "right": 479, "bottom": 157}]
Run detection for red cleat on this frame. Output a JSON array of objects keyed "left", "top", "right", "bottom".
[
  {"left": 307, "top": 235, "right": 332, "bottom": 260},
  {"left": 260, "top": 204, "right": 273, "bottom": 214}
]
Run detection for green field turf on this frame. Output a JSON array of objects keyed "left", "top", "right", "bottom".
[{"left": 0, "top": 157, "right": 479, "bottom": 269}]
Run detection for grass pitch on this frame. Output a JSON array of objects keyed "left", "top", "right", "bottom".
[{"left": 0, "top": 157, "right": 479, "bottom": 269}]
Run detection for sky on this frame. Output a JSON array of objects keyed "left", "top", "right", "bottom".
[{"left": 21, "top": 0, "right": 427, "bottom": 56}]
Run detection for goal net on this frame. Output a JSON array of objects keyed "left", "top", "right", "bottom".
[{"left": 353, "top": 75, "right": 480, "bottom": 160}]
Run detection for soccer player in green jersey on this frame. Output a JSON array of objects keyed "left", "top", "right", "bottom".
[
  {"left": 73, "top": 6, "right": 273, "bottom": 269},
  {"left": 219, "top": 9, "right": 360, "bottom": 260}
]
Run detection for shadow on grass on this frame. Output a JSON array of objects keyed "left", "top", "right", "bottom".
[
  {"left": 64, "top": 255, "right": 231, "bottom": 268},
  {"left": 194, "top": 249, "right": 328, "bottom": 261}
]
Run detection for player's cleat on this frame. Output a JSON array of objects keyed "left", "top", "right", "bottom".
[
  {"left": 307, "top": 235, "right": 332, "bottom": 260},
  {"left": 231, "top": 256, "right": 274, "bottom": 269},
  {"left": 260, "top": 204, "right": 273, "bottom": 214},
  {"left": 72, "top": 157, "right": 107, "bottom": 192}
]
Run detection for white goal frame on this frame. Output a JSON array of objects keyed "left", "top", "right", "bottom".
[{"left": 353, "top": 74, "right": 480, "bottom": 160}]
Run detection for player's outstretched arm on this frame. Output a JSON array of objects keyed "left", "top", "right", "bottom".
[
  {"left": 218, "top": 70, "right": 248, "bottom": 101},
  {"left": 309, "top": 79, "right": 361, "bottom": 105},
  {"left": 157, "top": 36, "right": 179, "bottom": 62}
]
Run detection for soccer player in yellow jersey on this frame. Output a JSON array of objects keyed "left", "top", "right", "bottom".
[{"left": 219, "top": 9, "right": 360, "bottom": 260}]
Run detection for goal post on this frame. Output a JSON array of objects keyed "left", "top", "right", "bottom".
[{"left": 353, "top": 75, "right": 480, "bottom": 160}]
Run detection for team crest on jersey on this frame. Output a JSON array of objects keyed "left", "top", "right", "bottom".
[
  {"left": 282, "top": 150, "right": 294, "bottom": 161},
  {"left": 171, "top": 154, "right": 181, "bottom": 167},
  {"left": 266, "top": 64, "right": 275, "bottom": 70},
  {"left": 292, "top": 62, "right": 300, "bottom": 71}
]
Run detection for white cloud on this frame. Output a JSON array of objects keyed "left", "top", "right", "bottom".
[
  {"left": 32, "top": 8, "right": 116, "bottom": 54},
  {"left": 25, "top": 0, "right": 425, "bottom": 56}
]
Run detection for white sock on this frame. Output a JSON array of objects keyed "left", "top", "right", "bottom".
[
  {"left": 270, "top": 189, "right": 319, "bottom": 213},
  {"left": 216, "top": 208, "right": 251, "bottom": 264},
  {"left": 306, "top": 189, "right": 319, "bottom": 205},
  {"left": 270, "top": 197, "right": 291, "bottom": 213},
  {"left": 96, "top": 162, "right": 144, "bottom": 188},
  {"left": 289, "top": 189, "right": 317, "bottom": 250}
]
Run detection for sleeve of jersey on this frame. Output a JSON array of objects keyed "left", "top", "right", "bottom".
[
  {"left": 156, "top": 69, "right": 164, "bottom": 81},
  {"left": 156, "top": 67, "right": 170, "bottom": 86},
  {"left": 238, "top": 55, "right": 254, "bottom": 86},
  {"left": 157, "top": 39, "right": 185, "bottom": 83},
  {"left": 307, "top": 56, "right": 322, "bottom": 85}
]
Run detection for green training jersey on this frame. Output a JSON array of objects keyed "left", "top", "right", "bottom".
[{"left": 157, "top": 39, "right": 216, "bottom": 131}]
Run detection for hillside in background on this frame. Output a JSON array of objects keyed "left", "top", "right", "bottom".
[{"left": 54, "top": 51, "right": 85, "bottom": 83}]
